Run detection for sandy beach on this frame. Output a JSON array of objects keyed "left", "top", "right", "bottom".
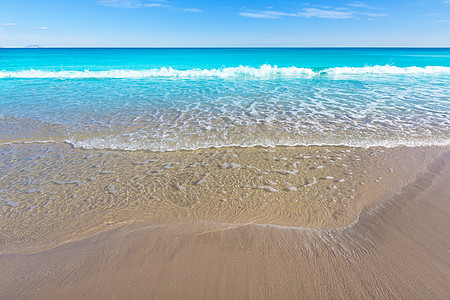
[
  {"left": 2, "top": 4, "right": 450, "bottom": 298},
  {"left": 2, "top": 46, "right": 450, "bottom": 299},
  {"left": 1, "top": 147, "right": 449, "bottom": 299}
]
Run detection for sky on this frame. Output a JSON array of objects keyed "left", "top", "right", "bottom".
[{"left": 1, "top": 0, "right": 450, "bottom": 47}]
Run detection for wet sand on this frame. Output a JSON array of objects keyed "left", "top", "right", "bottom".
[
  {"left": 0, "top": 144, "right": 444, "bottom": 252},
  {"left": 0, "top": 149, "right": 449, "bottom": 299}
]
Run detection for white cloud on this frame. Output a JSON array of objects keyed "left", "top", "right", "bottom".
[
  {"left": 359, "top": 12, "right": 388, "bottom": 17},
  {"left": 299, "top": 8, "right": 354, "bottom": 19},
  {"left": 33, "top": 27, "right": 49, "bottom": 30},
  {"left": 443, "top": 1, "right": 450, "bottom": 3},
  {"left": 144, "top": 3, "right": 202, "bottom": 13},
  {"left": 239, "top": 12, "right": 279, "bottom": 19},
  {"left": 347, "top": 1, "right": 378, "bottom": 10},
  {"left": 239, "top": 12, "right": 272, "bottom": 19},
  {"left": 144, "top": 3, "right": 169, "bottom": 8},
  {"left": 263, "top": 11, "right": 298, "bottom": 17},
  {"left": 436, "top": 20, "right": 450, "bottom": 22},
  {"left": 240, "top": 6, "right": 387, "bottom": 20},
  {"left": 3, "top": 23, "right": 16, "bottom": 26},
  {"left": 97, "top": 0, "right": 201, "bottom": 13},
  {"left": 239, "top": 11, "right": 298, "bottom": 19},
  {"left": 183, "top": 8, "right": 202, "bottom": 13},
  {"left": 240, "top": 8, "right": 354, "bottom": 19},
  {"left": 96, "top": 0, "right": 142, "bottom": 8}
]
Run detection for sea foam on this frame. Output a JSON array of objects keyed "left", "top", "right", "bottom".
[{"left": 1, "top": 65, "right": 450, "bottom": 79}]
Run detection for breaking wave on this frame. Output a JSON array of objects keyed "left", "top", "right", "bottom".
[{"left": 1, "top": 65, "right": 450, "bottom": 79}]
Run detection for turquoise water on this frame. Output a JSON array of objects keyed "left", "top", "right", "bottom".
[{"left": 1, "top": 48, "right": 449, "bottom": 150}]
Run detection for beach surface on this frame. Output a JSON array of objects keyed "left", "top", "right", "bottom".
[{"left": 1, "top": 148, "right": 449, "bottom": 299}]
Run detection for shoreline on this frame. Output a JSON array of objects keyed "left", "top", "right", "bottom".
[
  {"left": 0, "top": 150, "right": 449, "bottom": 299},
  {"left": 1, "top": 143, "right": 446, "bottom": 253},
  {"left": 1, "top": 143, "right": 447, "bottom": 253}
]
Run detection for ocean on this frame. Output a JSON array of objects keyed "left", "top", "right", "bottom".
[{"left": 1, "top": 48, "right": 449, "bottom": 151}]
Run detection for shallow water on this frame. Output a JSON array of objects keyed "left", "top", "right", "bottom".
[{"left": 0, "top": 143, "right": 444, "bottom": 250}]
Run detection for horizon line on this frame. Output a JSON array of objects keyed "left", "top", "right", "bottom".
[{"left": 2, "top": 46, "right": 450, "bottom": 49}]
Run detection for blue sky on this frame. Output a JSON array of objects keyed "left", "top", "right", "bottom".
[{"left": 1, "top": 0, "right": 450, "bottom": 47}]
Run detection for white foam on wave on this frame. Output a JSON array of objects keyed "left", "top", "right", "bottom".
[
  {"left": 2, "top": 135, "right": 449, "bottom": 151},
  {"left": 66, "top": 137, "right": 450, "bottom": 152},
  {"left": 325, "top": 65, "right": 450, "bottom": 75},
  {"left": 1, "top": 65, "right": 450, "bottom": 79},
  {"left": 0, "top": 65, "right": 313, "bottom": 78}
]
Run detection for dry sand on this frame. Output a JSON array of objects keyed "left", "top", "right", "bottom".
[{"left": 0, "top": 150, "right": 449, "bottom": 299}]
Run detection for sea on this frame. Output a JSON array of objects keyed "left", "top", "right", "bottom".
[{"left": 1, "top": 48, "right": 449, "bottom": 151}]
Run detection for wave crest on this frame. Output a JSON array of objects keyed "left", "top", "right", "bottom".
[{"left": 1, "top": 65, "right": 450, "bottom": 79}]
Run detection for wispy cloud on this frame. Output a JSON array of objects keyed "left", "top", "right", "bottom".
[
  {"left": 436, "top": 19, "right": 450, "bottom": 22},
  {"left": 96, "top": 0, "right": 142, "bottom": 8},
  {"left": 3, "top": 23, "right": 16, "bottom": 27},
  {"left": 32, "top": 27, "right": 49, "bottom": 30},
  {"left": 347, "top": 1, "right": 378, "bottom": 10},
  {"left": 239, "top": 11, "right": 297, "bottom": 19},
  {"left": 144, "top": 3, "right": 202, "bottom": 13},
  {"left": 239, "top": 12, "right": 277, "bottom": 19},
  {"left": 240, "top": 7, "right": 387, "bottom": 20},
  {"left": 97, "top": 0, "right": 201, "bottom": 13},
  {"left": 183, "top": 8, "right": 202, "bottom": 13},
  {"left": 299, "top": 8, "right": 354, "bottom": 19},
  {"left": 443, "top": 1, "right": 450, "bottom": 3},
  {"left": 359, "top": 11, "right": 388, "bottom": 17},
  {"left": 144, "top": 3, "right": 169, "bottom": 8}
]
